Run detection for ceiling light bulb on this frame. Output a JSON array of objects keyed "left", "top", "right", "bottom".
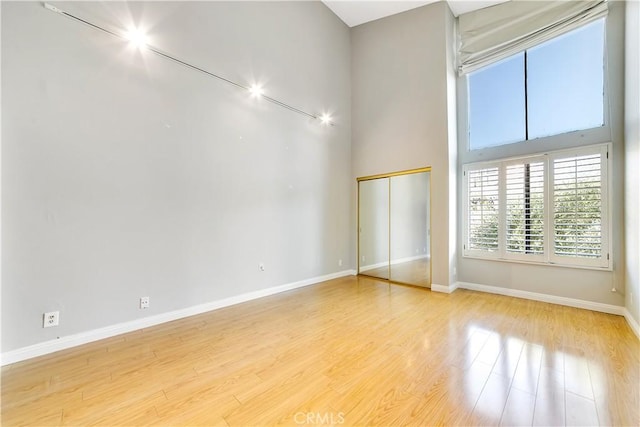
[
  {"left": 320, "top": 113, "right": 332, "bottom": 125},
  {"left": 125, "top": 27, "right": 148, "bottom": 48},
  {"left": 249, "top": 84, "right": 264, "bottom": 98}
]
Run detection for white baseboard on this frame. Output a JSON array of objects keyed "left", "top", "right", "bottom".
[
  {"left": 0, "top": 269, "right": 357, "bottom": 366},
  {"left": 456, "top": 281, "right": 625, "bottom": 316},
  {"left": 430, "top": 282, "right": 459, "bottom": 294},
  {"left": 360, "top": 254, "right": 429, "bottom": 272},
  {"left": 623, "top": 308, "right": 640, "bottom": 339},
  {"left": 359, "top": 260, "right": 388, "bottom": 272},
  {"left": 431, "top": 280, "right": 638, "bottom": 340}
]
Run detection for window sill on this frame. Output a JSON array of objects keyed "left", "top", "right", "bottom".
[{"left": 461, "top": 254, "right": 613, "bottom": 272}]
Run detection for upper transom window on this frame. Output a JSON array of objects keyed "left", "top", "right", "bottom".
[{"left": 467, "top": 19, "right": 606, "bottom": 151}]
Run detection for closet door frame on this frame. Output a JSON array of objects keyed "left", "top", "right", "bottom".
[{"left": 357, "top": 166, "right": 432, "bottom": 287}]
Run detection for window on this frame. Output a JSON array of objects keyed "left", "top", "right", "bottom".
[
  {"left": 505, "top": 159, "right": 545, "bottom": 260},
  {"left": 550, "top": 149, "right": 608, "bottom": 267},
  {"left": 468, "top": 54, "right": 525, "bottom": 149},
  {"left": 463, "top": 144, "right": 610, "bottom": 269},
  {"left": 467, "top": 19, "right": 605, "bottom": 150},
  {"left": 467, "top": 167, "right": 499, "bottom": 252}
]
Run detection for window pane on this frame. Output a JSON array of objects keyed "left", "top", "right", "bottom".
[
  {"left": 527, "top": 19, "right": 605, "bottom": 140},
  {"left": 467, "top": 167, "right": 499, "bottom": 252},
  {"left": 506, "top": 161, "right": 545, "bottom": 255},
  {"left": 468, "top": 53, "right": 526, "bottom": 150},
  {"left": 553, "top": 153, "right": 602, "bottom": 258}
]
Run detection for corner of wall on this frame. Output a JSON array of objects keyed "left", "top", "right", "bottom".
[
  {"left": 624, "top": 0, "right": 640, "bottom": 326},
  {"left": 624, "top": 308, "right": 640, "bottom": 340},
  {"left": 445, "top": 3, "right": 459, "bottom": 287}
]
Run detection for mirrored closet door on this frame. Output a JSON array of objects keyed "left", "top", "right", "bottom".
[{"left": 357, "top": 168, "right": 431, "bottom": 287}]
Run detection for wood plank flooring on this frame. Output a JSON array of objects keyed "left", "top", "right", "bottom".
[{"left": 2, "top": 275, "right": 638, "bottom": 426}]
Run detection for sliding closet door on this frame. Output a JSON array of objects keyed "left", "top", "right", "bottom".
[
  {"left": 358, "top": 167, "right": 431, "bottom": 287},
  {"left": 358, "top": 178, "right": 389, "bottom": 280},
  {"left": 389, "top": 171, "right": 431, "bottom": 287}
]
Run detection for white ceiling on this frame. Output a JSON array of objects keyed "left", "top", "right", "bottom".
[{"left": 322, "top": 0, "right": 509, "bottom": 27}]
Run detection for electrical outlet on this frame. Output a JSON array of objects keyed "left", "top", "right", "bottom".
[
  {"left": 43, "top": 311, "right": 59, "bottom": 328},
  {"left": 140, "top": 296, "right": 150, "bottom": 309},
  {"left": 338, "top": 259, "right": 343, "bottom": 267}
]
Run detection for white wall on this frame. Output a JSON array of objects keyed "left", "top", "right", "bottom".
[
  {"left": 625, "top": 0, "right": 640, "bottom": 324},
  {"left": 351, "top": 1, "right": 457, "bottom": 289},
  {"left": 2, "top": 0, "right": 634, "bottom": 359},
  {"left": 1, "top": 1, "right": 351, "bottom": 353},
  {"left": 456, "top": 1, "right": 626, "bottom": 307}
]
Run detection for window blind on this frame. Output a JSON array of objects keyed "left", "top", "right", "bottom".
[
  {"left": 458, "top": 0, "right": 608, "bottom": 75},
  {"left": 463, "top": 144, "right": 610, "bottom": 269},
  {"left": 552, "top": 152, "right": 604, "bottom": 263},
  {"left": 505, "top": 161, "right": 545, "bottom": 257},
  {"left": 467, "top": 167, "right": 500, "bottom": 252}
]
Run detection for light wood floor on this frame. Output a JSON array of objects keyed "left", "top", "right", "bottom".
[{"left": 2, "top": 275, "right": 638, "bottom": 426}]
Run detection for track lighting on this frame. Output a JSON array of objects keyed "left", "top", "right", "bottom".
[
  {"left": 320, "top": 113, "right": 333, "bottom": 125},
  {"left": 43, "top": 3, "right": 335, "bottom": 126},
  {"left": 249, "top": 84, "right": 264, "bottom": 98},
  {"left": 124, "top": 27, "right": 148, "bottom": 49}
]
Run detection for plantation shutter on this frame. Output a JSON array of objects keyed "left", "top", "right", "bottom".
[
  {"left": 465, "top": 166, "right": 500, "bottom": 253},
  {"left": 551, "top": 147, "right": 608, "bottom": 267},
  {"left": 463, "top": 144, "right": 610, "bottom": 268},
  {"left": 505, "top": 159, "right": 545, "bottom": 260}
]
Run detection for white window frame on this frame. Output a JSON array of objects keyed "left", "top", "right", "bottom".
[
  {"left": 457, "top": 16, "right": 612, "bottom": 155},
  {"left": 463, "top": 163, "right": 501, "bottom": 259},
  {"left": 462, "top": 143, "right": 611, "bottom": 270},
  {"left": 548, "top": 144, "right": 610, "bottom": 268},
  {"left": 501, "top": 155, "right": 547, "bottom": 264}
]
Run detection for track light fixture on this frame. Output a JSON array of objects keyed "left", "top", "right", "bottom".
[{"left": 43, "top": 3, "right": 334, "bottom": 126}]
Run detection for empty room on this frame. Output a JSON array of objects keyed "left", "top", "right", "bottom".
[{"left": 1, "top": 0, "right": 639, "bottom": 425}]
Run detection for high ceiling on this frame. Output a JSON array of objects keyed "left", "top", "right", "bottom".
[{"left": 322, "top": 0, "right": 509, "bottom": 27}]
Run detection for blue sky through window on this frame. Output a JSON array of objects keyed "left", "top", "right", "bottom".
[
  {"left": 468, "top": 19, "right": 605, "bottom": 150},
  {"left": 468, "top": 54, "right": 525, "bottom": 149}
]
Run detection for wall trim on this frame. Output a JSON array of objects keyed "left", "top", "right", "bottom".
[
  {"left": 359, "top": 260, "right": 388, "bottom": 272},
  {"left": 624, "top": 308, "right": 640, "bottom": 340},
  {"left": 0, "top": 269, "right": 357, "bottom": 366},
  {"left": 455, "top": 281, "right": 625, "bottom": 315},
  {"left": 360, "top": 254, "right": 429, "bottom": 272},
  {"left": 431, "top": 282, "right": 459, "bottom": 294},
  {"left": 431, "top": 281, "right": 638, "bottom": 340}
]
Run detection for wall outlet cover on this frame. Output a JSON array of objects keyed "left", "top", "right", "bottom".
[
  {"left": 140, "top": 296, "right": 150, "bottom": 309},
  {"left": 43, "top": 311, "right": 59, "bottom": 328}
]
